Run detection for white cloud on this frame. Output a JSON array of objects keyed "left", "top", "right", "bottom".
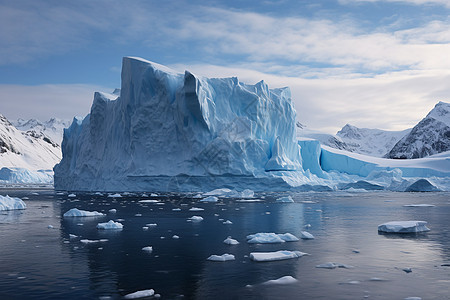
[{"left": 339, "top": 0, "right": 450, "bottom": 8}]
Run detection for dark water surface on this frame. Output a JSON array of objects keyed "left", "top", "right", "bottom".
[{"left": 0, "top": 189, "right": 449, "bottom": 299}]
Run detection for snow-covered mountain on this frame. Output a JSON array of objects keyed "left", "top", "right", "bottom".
[
  {"left": 0, "top": 115, "right": 67, "bottom": 184},
  {"left": 386, "top": 101, "right": 450, "bottom": 159},
  {"left": 296, "top": 123, "right": 351, "bottom": 151},
  {"left": 14, "top": 117, "right": 70, "bottom": 145},
  {"left": 337, "top": 124, "right": 411, "bottom": 157}
]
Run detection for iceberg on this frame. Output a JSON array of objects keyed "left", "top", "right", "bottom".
[
  {"left": 54, "top": 57, "right": 303, "bottom": 192},
  {"left": 378, "top": 221, "right": 430, "bottom": 233},
  {"left": 0, "top": 195, "right": 26, "bottom": 211},
  {"left": 63, "top": 208, "right": 105, "bottom": 217},
  {"left": 250, "top": 250, "right": 308, "bottom": 262},
  {"left": 300, "top": 231, "right": 315, "bottom": 239},
  {"left": 96, "top": 220, "right": 123, "bottom": 230},
  {"left": 246, "top": 232, "right": 299, "bottom": 243},
  {"left": 124, "top": 289, "right": 155, "bottom": 299},
  {"left": 207, "top": 254, "right": 235, "bottom": 262},
  {"left": 223, "top": 236, "right": 239, "bottom": 245},
  {"left": 262, "top": 275, "right": 298, "bottom": 285}
]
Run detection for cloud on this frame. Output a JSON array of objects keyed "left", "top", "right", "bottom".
[
  {"left": 339, "top": 0, "right": 450, "bottom": 8},
  {"left": 0, "top": 84, "right": 108, "bottom": 121}
]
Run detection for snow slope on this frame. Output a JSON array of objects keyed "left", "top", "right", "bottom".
[
  {"left": 54, "top": 57, "right": 304, "bottom": 191},
  {"left": 337, "top": 124, "right": 411, "bottom": 157},
  {"left": 0, "top": 114, "right": 62, "bottom": 184},
  {"left": 386, "top": 101, "right": 450, "bottom": 159}
]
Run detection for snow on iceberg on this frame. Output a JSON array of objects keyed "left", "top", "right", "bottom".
[
  {"left": 250, "top": 250, "right": 308, "bottom": 262},
  {"left": 207, "top": 253, "right": 235, "bottom": 262},
  {"left": 0, "top": 195, "right": 26, "bottom": 211},
  {"left": 378, "top": 221, "right": 430, "bottom": 233},
  {"left": 63, "top": 208, "right": 105, "bottom": 217},
  {"left": 54, "top": 57, "right": 304, "bottom": 192},
  {"left": 97, "top": 220, "right": 123, "bottom": 230},
  {"left": 246, "top": 232, "right": 299, "bottom": 243}
]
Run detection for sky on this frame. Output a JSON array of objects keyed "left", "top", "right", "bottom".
[{"left": 0, "top": 0, "right": 449, "bottom": 134}]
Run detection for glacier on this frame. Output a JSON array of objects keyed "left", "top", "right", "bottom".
[{"left": 54, "top": 57, "right": 450, "bottom": 192}]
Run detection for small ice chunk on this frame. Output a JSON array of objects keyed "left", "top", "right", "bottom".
[
  {"left": 404, "top": 297, "right": 421, "bottom": 300},
  {"left": 146, "top": 223, "right": 157, "bottom": 227},
  {"left": 69, "top": 234, "right": 78, "bottom": 239},
  {"left": 80, "top": 239, "right": 108, "bottom": 244},
  {"left": 142, "top": 246, "right": 153, "bottom": 253},
  {"left": 47, "top": 225, "right": 54, "bottom": 229},
  {"left": 124, "top": 289, "right": 155, "bottom": 299},
  {"left": 207, "top": 254, "right": 235, "bottom": 262},
  {"left": 246, "top": 232, "right": 298, "bottom": 244},
  {"left": 193, "top": 194, "right": 203, "bottom": 199},
  {"left": 0, "top": 195, "right": 27, "bottom": 211},
  {"left": 150, "top": 193, "right": 158, "bottom": 197},
  {"left": 300, "top": 231, "right": 315, "bottom": 239},
  {"left": 378, "top": 221, "right": 430, "bottom": 233},
  {"left": 241, "top": 189, "right": 255, "bottom": 198},
  {"left": 223, "top": 236, "right": 239, "bottom": 245},
  {"left": 189, "top": 207, "right": 204, "bottom": 211},
  {"left": 403, "top": 267, "right": 412, "bottom": 273},
  {"left": 135, "top": 213, "right": 142, "bottom": 217},
  {"left": 172, "top": 235, "right": 180, "bottom": 239},
  {"left": 188, "top": 216, "right": 203, "bottom": 222},
  {"left": 107, "top": 193, "right": 122, "bottom": 198},
  {"left": 97, "top": 220, "right": 123, "bottom": 230},
  {"left": 316, "top": 262, "right": 353, "bottom": 269},
  {"left": 262, "top": 275, "right": 297, "bottom": 285},
  {"left": 276, "top": 196, "right": 294, "bottom": 203},
  {"left": 108, "top": 209, "right": 117, "bottom": 213},
  {"left": 142, "top": 227, "right": 149, "bottom": 230},
  {"left": 403, "top": 204, "right": 435, "bottom": 207},
  {"left": 200, "top": 196, "right": 218, "bottom": 202},
  {"left": 68, "top": 193, "right": 76, "bottom": 198},
  {"left": 223, "top": 220, "right": 233, "bottom": 225},
  {"left": 172, "top": 208, "right": 181, "bottom": 211},
  {"left": 250, "top": 250, "right": 307, "bottom": 262},
  {"left": 138, "top": 199, "right": 160, "bottom": 203},
  {"left": 63, "top": 208, "right": 105, "bottom": 217}
]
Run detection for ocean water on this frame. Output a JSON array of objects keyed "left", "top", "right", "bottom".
[{"left": 0, "top": 189, "right": 449, "bottom": 300}]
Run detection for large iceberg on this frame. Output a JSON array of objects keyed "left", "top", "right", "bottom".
[{"left": 54, "top": 57, "right": 303, "bottom": 192}]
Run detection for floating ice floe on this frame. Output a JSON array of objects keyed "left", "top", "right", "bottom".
[
  {"left": 139, "top": 199, "right": 160, "bottom": 203},
  {"left": 172, "top": 235, "right": 179, "bottom": 239},
  {"left": 223, "top": 236, "right": 239, "bottom": 245},
  {"left": 97, "top": 220, "right": 123, "bottom": 230},
  {"left": 200, "top": 196, "right": 219, "bottom": 203},
  {"left": 300, "top": 231, "right": 315, "bottom": 239},
  {"left": 189, "top": 207, "right": 204, "bottom": 211},
  {"left": 246, "top": 232, "right": 299, "bottom": 244},
  {"left": 69, "top": 234, "right": 78, "bottom": 239},
  {"left": 68, "top": 193, "right": 76, "bottom": 198},
  {"left": 403, "top": 204, "right": 435, "bottom": 207},
  {"left": 146, "top": 223, "right": 157, "bottom": 227},
  {"left": 172, "top": 208, "right": 181, "bottom": 211},
  {"left": 378, "top": 221, "right": 430, "bottom": 233},
  {"left": 250, "top": 250, "right": 308, "bottom": 262},
  {"left": 262, "top": 276, "right": 298, "bottom": 285},
  {"left": 142, "top": 246, "right": 153, "bottom": 253},
  {"left": 207, "top": 254, "right": 235, "bottom": 262},
  {"left": 63, "top": 208, "right": 105, "bottom": 217},
  {"left": 124, "top": 289, "right": 155, "bottom": 299},
  {"left": 108, "top": 209, "right": 117, "bottom": 213},
  {"left": 404, "top": 297, "right": 422, "bottom": 300},
  {"left": 187, "top": 216, "right": 203, "bottom": 222},
  {"left": 223, "top": 220, "right": 233, "bottom": 225},
  {"left": 107, "top": 193, "right": 122, "bottom": 198},
  {"left": 192, "top": 194, "right": 203, "bottom": 199},
  {"left": 276, "top": 196, "right": 294, "bottom": 203},
  {"left": 0, "top": 195, "right": 26, "bottom": 211},
  {"left": 316, "top": 262, "right": 354, "bottom": 269},
  {"left": 80, "top": 239, "right": 109, "bottom": 244},
  {"left": 150, "top": 193, "right": 158, "bottom": 197}
]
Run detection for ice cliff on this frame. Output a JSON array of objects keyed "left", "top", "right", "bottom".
[{"left": 54, "top": 57, "right": 303, "bottom": 191}]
